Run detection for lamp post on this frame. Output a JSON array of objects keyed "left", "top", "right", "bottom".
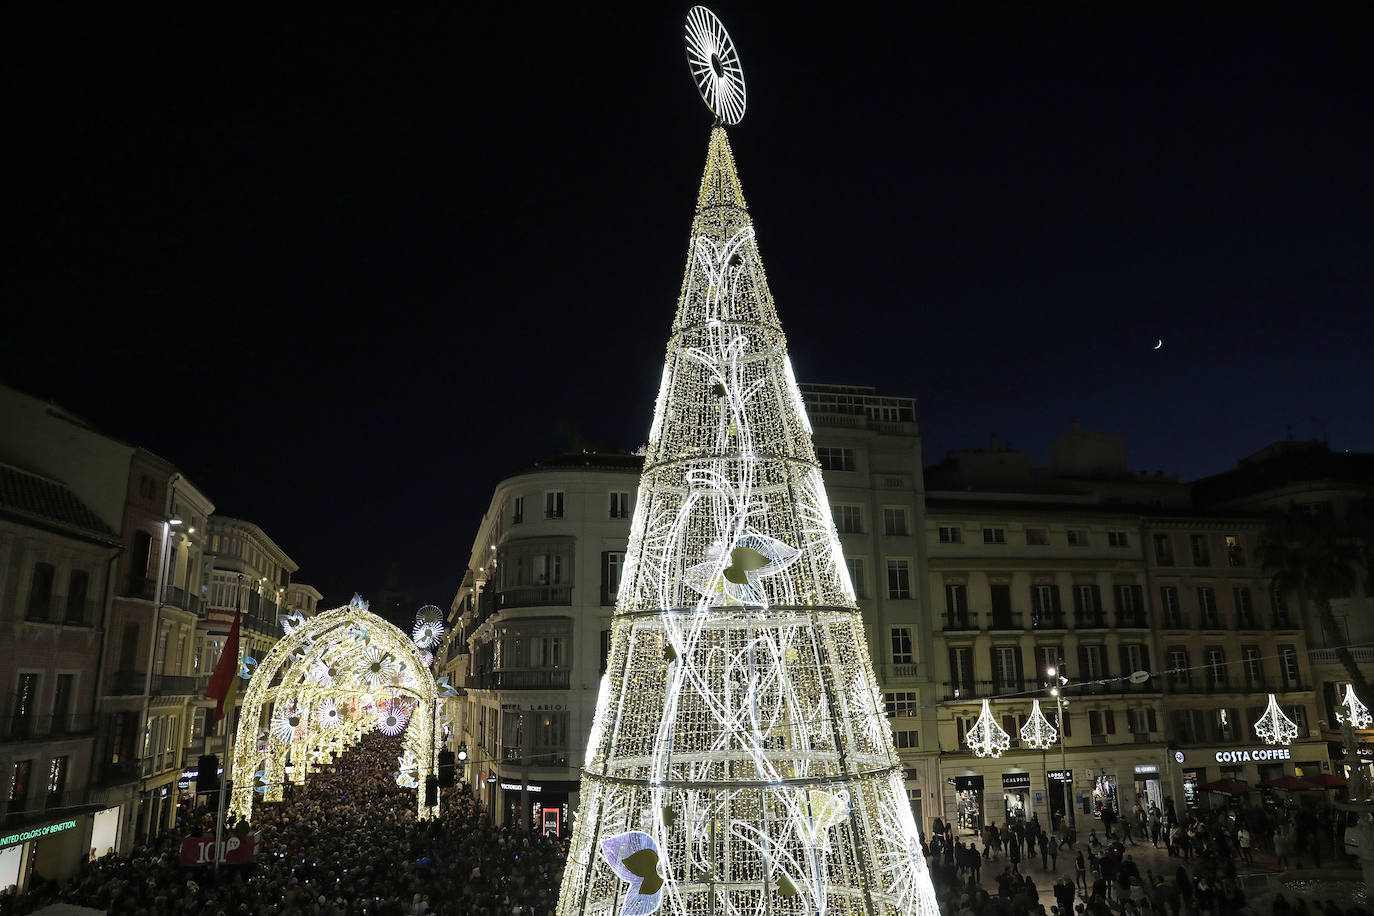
[{"left": 1048, "top": 664, "right": 1073, "bottom": 830}]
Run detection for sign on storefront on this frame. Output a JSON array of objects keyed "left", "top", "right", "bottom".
[
  {"left": 1213, "top": 748, "right": 1291, "bottom": 763},
  {"left": 1002, "top": 773, "right": 1031, "bottom": 790},
  {"left": 179, "top": 835, "right": 255, "bottom": 866}
]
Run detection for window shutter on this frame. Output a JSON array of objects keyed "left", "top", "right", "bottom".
[
  {"left": 989, "top": 648, "right": 1000, "bottom": 685},
  {"left": 948, "top": 648, "right": 959, "bottom": 690},
  {"left": 1031, "top": 586, "right": 1043, "bottom": 616},
  {"left": 1072, "top": 586, "right": 1084, "bottom": 614},
  {"left": 599, "top": 552, "right": 610, "bottom": 606},
  {"left": 1126, "top": 711, "right": 1135, "bottom": 733},
  {"left": 1050, "top": 585, "right": 1062, "bottom": 614},
  {"left": 1014, "top": 650, "right": 1024, "bottom": 687},
  {"left": 1323, "top": 682, "right": 1339, "bottom": 725},
  {"left": 1089, "top": 710, "right": 1101, "bottom": 734},
  {"left": 1077, "top": 645, "right": 1089, "bottom": 679},
  {"left": 1092, "top": 585, "right": 1103, "bottom": 612},
  {"left": 1062, "top": 709, "right": 1072, "bottom": 737},
  {"left": 1119, "top": 645, "right": 1131, "bottom": 678},
  {"left": 1105, "top": 710, "right": 1116, "bottom": 734},
  {"left": 1140, "top": 646, "right": 1151, "bottom": 673},
  {"left": 1131, "top": 585, "right": 1144, "bottom": 613}
]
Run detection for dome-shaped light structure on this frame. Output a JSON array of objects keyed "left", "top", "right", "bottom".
[
  {"left": 1254, "top": 693, "right": 1300, "bottom": 746},
  {"left": 1019, "top": 699, "right": 1058, "bottom": 750},
  {"left": 967, "top": 699, "right": 1011, "bottom": 758}
]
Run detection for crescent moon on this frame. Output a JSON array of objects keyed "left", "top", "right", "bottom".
[{"left": 1154, "top": 339, "right": 1163, "bottom": 350}]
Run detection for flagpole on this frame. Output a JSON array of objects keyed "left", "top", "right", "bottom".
[{"left": 213, "top": 574, "right": 243, "bottom": 879}]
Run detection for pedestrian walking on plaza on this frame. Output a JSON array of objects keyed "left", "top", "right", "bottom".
[
  {"left": 1274, "top": 826, "right": 1290, "bottom": 869},
  {"left": 1237, "top": 825, "right": 1253, "bottom": 865},
  {"left": 1149, "top": 805, "right": 1162, "bottom": 848},
  {"left": 1047, "top": 835, "right": 1058, "bottom": 872},
  {"left": 1055, "top": 876, "right": 1076, "bottom": 915},
  {"left": 1009, "top": 834, "right": 1022, "bottom": 876},
  {"left": 1039, "top": 831, "right": 1050, "bottom": 871},
  {"left": 1058, "top": 816, "right": 1074, "bottom": 850},
  {"left": 1074, "top": 851, "right": 1087, "bottom": 895}
]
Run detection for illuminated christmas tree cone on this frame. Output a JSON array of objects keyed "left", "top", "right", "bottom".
[{"left": 556, "top": 127, "right": 939, "bottom": 916}]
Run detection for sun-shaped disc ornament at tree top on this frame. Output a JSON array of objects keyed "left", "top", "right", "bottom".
[{"left": 685, "top": 6, "right": 746, "bottom": 124}]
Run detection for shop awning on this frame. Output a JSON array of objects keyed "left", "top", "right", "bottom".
[
  {"left": 1199, "top": 778, "right": 1254, "bottom": 794},
  {"left": 1305, "top": 773, "right": 1349, "bottom": 788},
  {"left": 1256, "top": 776, "right": 1318, "bottom": 790}
]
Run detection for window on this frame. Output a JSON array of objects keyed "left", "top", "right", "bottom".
[
  {"left": 1114, "top": 583, "right": 1144, "bottom": 623},
  {"left": 1067, "top": 529, "right": 1089, "bottom": 547},
  {"left": 138, "top": 475, "right": 156, "bottom": 499},
  {"left": 9, "top": 760, "right": 31, "bottom": 809},
  {"left": 937, "top": 526, "right": 962, "bottom": 544},
  {"left": 46, "top": 756, "right": 67, "bottom": 806},
  {"left": 1284, "top": 705, "right": 1309, "bottom": 737},
  {"left": 1167, "top": 646, "right": 1190, "bottom": 685},
  {"left": 1123, "top": 644, "right": 1147, "bottom": 675},
  {"left": 1107, "top": 531, "right": 1130, "bottom": 548},
  {"left": 945, "top": 583, "right": 968, "bottom": 618},
  {"left": 884, "top": 692, "right": 918, "bottom": 718},
  {"left": 1279, "top": 645, "right": 1301, "bottom": 687},
  {"left": 14, "top": 673, "right": 39, "bottom": 727},
  {"left": 1205, "top": 647, "right": 1227, "bottom": 687},
  {"left": 192, "top": 707, "right": 206, "bottom": 740},
  {"left": 845, "top": 558, "right": 867, "bottom": 599},
  {"left": 1215, "top": 708, "right": 1239, "bottom": 741},
  {"left": 52, "top": 674, "right": 74, "bottom": 731},
  {"left": 544, "top": 491, "right": 564, "bottom": 519},
  {"left": 1079, "top": 645, "right": 1105, "bottom": 679},
  {"left": 512, "top": 496, "right": 524, "bottom": 524},
  {"left": 1190, "top": 534, "right": 1211, "bottom": 566},
  {"left": 600, "top": 552, "right": 624, "bottom": 606},
  {"left": 1074, "top": 584, "right": 1101, "bottom": 615},
  {"left": 1242, "top": 646, "right": 1263, "bottom": 686},
  {"left": 1198, "top": 586, "right": 1219, "bottom": 626},
  {"left": 1129, "top": 708, "right": 1156, "bottom": 735},
  {"left": 992, "top": 646, "right": 1021, "bottom": 689},
  {"left": 816, "top": 447, "right": 856, "bottom": 471},
  {"left": 887, "top": 560, "right": 911, "bottom": 599},
  {"left": 600, "top": 629, "right": 612, "bottom": 674},
  {"left": 27, "top": 562, "right": 55, "bottom": 619},
  {"left": 1089, "top": 710, "right": 1116, "bottom": 736},
  {"left": 1035, "top": 646, "right": 1062, "bottom": 681},
  {"left": 890, "top": 627, "right": 914, "bottom": 665},
  {"left": 1153, "top": 533, "right": 1174, "bottom": 566},
  {"left": 883, "top": 507, "right": 909, "bottom": 536},
  {"left": 1030, "top": 583, "right": 1059, "bottom": 622},
  {"left": 1160, "top": 586, "right": 1182, "bottom": 625},
  {"left": 982, "top": 527, "right": 1006, "bottom": 545},
  {"left": 1233, "top": 587, "right": 1255, "bottom": 626},
  {"left": 948, "top": 647, "right": 975, "bottom": 694},
  {"left": 65, "top": 570, "right": 89, "bottom": 624},
  {"left": 1225, "top": 535, "right": 1247, "bottom": 568},
  {"left": 893, "top": 730, "right": 920, "bottom": 749},
  {"left": 834, "top": 505, "right": 863, "bottom": 534},
  {"left": 1025, "top": 527, "right": 1049, "bottom": 546},
  {"left": 609, "top": 491, "right": 630, "bottom": 519}
]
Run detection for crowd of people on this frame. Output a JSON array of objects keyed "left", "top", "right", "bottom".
[
  {"left": 1, "top": 732, "right": 566, "bottom": 916},
  {"left": 924, "top": 801, "right": 1371, "bottom": 916}
]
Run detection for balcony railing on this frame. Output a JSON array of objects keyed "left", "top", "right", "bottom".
[
  {"left": 109, "top": 671, "right": 146, "bottom": 695},
  {"left": 2, "top": 714, "right": 97, "bottom": 740},
  {"left": 123, "top": 576, "right": 157, "bottom": 600},
  {"left": 498, "top": 585, "right": 573, "bottom": 609},
  {"left": 1077, "top": 678, "right": 1157, "bottom": 696},
  {"left": 1076, "top": 612, "right": 1108, "bottom": 629},
  {"left": 1162, "top": 614, "right": 1189, "bottom": 629},
  {"left": 1272, "top": 615, "right": 1300, "bottom": 631},
  {"left": 95, "top": 761, "right": 139, "bottom": 787},
  {"left": 880, "top": 663, "right": 919, "bottom": 681},
  {"left": 1031, "top": 613, "right": 1066, "bottom": 631},
  {"left": 988, "top": 612, "right": 1023, "bottom": 631},
  {"left": 1234, "top": 614, "right": 1261, "bottom": 631},
  {"left": 1199, "top": 614, "right": 1225, "bottom": 630},
  {"left": 1312, "top": 647, "right": 1374, "bottom": 664},
  {"left": 941, "top": 681, "right": 979, "bottom": 701},
  {"left": 1115, "top": 613, "right": 1149, "bottom": 629},
  {"left": 943, "top": 612, "right": 978, "bottom": 631},
  {"left": 152, "top": 675, "right": 210, "bottom": 696},
  {"left": 465, "top": 669, "right": 572, "bottom": 690},
  {"left": 161, "top": 585, "right": 202, "bottom": 615}
]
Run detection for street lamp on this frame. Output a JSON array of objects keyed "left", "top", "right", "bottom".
[{"left": 1048, "top": 665, "right": 1073, "bottom": 830}]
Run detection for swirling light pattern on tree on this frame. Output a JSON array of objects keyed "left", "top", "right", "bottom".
[
  {"left": 555, "top": 126, "right": 939, "bottom": 916},
  {"left": 229, "top": 596, "right": 440, "bottom": 823},
  {"left": 1254, "top": 693, "right": 1300, "bottom": 746}
]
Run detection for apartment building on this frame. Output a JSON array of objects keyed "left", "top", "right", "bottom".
[{"left": 0, "top": 462, "right": 123, "bottom": 892}]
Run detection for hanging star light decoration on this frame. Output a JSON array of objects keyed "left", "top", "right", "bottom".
[
  {"left": 1339, "top": 684, "right": 1373, "bottom": 729},
  {"left": 966, "top": 699, "right": 1011, "bottom": 758},
  {"left": 1253, "top": 693, "right": 1300, "bottom": 746},
  {"left": 1019, "top": 699, "right": 1059, "bottom": 750}
]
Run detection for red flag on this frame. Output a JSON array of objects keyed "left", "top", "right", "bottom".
[{"left": 205, "top": 609, "right": 242, "bottom": 724}]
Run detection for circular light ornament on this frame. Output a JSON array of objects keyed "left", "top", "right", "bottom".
[
  {"left": 359, "top": 646, "right": 398, "bottom": 689},
  {"left": 271, "top": 707, "right": 303, "bottom": 743},
  {"left": 318, "top": 697, "right": 341, "bottom": 730},
  {"left": 412, "top": 620, "right": 444, "bottom": 648},
  {"left": 377, "top": 700, "right": 409, "bottom": 736},
  {"left": 685, "top": 6, "right": 746, "bottom": 125}
]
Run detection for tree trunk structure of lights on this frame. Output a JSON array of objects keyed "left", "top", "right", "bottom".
[
  {"left": 965, "top": 698, "right": 1012, "bottom": 759},
  {"left": 1253, "top": 693, "right": 1300, "bottom": 746},
  {"left": 1019, "top": 699, "right": 1058, "bottom": 751},
  {"left": 229, "top": 596, "right": 445, "bottom": 823},
  {"left": 1340, "top": 684, "right": 1373, "bottom": 729},
  {"left": 554, "top": 127, "right": 939, "bottom": 916}
]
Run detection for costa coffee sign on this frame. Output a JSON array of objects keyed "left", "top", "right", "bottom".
[{"left": 1213, "top": 747, "right": 1291, "bottom": 763}]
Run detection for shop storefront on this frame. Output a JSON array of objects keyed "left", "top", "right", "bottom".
[
  {"left": 499, "top": 779, "right": 577, "bottom": 837},
  {"left": 0, "top": 809, "right": 101, "bottom": 893},
  {"left": 1001, "top": 772, "right": 1031, "bottom": 822},
  {"left": 1047, "top": 769, "right": 1072, "bottom": 829},
  {"left": 949, "top": 775, "right": 984, "bottom": 834},
  {"left": 1092, "top": 770, "right": 1119, "bottom": 819},
  {"left": 1133, "top": 764, "right": 1163, "bottom": 813},
  {"left": 1171, "top": 742, "right": 1330, "bottom": 810}
]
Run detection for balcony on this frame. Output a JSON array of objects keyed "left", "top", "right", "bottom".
[
  {"left": 1162, "top": 614, "right": 1189, "bottom": 629},
  {"left": 880, "top": 663, "right": 920, "bottom": 681},
  {"left": 1199, "top": 614, "right": 1225, "bottom": 631},
  {"left": 1312, "top": 647, "right": 1374, "bottom": 664},
  {"left": 988, "top": 612, "right": 1023, "bottom": 631},
  {"left": 152, "top": 675, "right": 210, "bottom": 696},
  {"left": 1091, "top": 734, "right": 1109, "bottom": 745},
  {"left": 1076, "top": 612, "right": 1108, "bottom": 629},
  {"left": 1272, "top": 615, "right": 1301, "bottom": 631},
  {"left": 1115, "top": 613, "right": 1149, "bottom": 629},
  {"left": 1234, "top": 614, "right": 1261, "bottom": 631},
  {"left": 1031, "top": 613, "right": 1066, "bottom": 631},
  {"left": 943, "top": 612, "right": 978, "bottom": 631},
  {"left": 992, "top": 679, "right": 1034, "bottom": 695},
  {"left": 465, "top": 669, "right": 572, "bottom": 690},
  {"left": 1, "top": 714, "right": 97, "bottom": 740},
  {"left": 161, "top": 585, "right": 202, "bottom": 615},
  {"left": 95, "top": 761, "right": 139, "bottom": 787},
  {"left": 498, "top": 585, "right": 573, "bottom": 609},
  {"left": 941, "top": 681, "right": 979, "bottom": 702},
  {"left": 1078, "top": 677, "right": 1158, "bottom": 695},
  {"left": 123, "top": 576, "right": 157, "bottom": 600}
]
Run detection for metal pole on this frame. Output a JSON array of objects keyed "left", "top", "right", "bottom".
[
  {"left": 213, "top": 751, "right": 227, "bottom": 879},
  {"left": 1059, "top": 692, "right": 1072, "bottom": 830}
]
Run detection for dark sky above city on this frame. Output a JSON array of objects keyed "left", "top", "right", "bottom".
[{"left": 8, "top": 5, "right": 1372, "bottom": 614}]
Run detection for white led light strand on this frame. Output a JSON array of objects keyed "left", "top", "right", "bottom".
[
  {"left": 1253, "top": 693, "right": 1300, "bottom": 746},
  {"left": 1019, "top": 699, "right": 1058, "bottom": 750},
  {"left": 966, "top": 699, "right": 1012, "bottom": 758}
]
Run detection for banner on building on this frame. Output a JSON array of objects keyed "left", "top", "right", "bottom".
[{"left": 179, "top": 835, "right": 255, "bottom": 866}]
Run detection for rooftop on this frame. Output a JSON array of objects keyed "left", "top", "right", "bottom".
[{"left": 0, "top": 462, "right": 122, "bottom": 545}]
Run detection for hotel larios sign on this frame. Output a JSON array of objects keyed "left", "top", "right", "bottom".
[{"left": 1213, "top": 747, "right": 1291, "bottom": 763}]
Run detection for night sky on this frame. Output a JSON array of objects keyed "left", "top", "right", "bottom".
[{"left": 9, "top": 6, "right": 1372, "bottom": 614}]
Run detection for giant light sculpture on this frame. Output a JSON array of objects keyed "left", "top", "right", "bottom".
[
  {"left": 556, "top": 9, "right": 940, "bottom": 916},
  {"left": 229, "top": 595, "right": 444, "bottom": 822}
]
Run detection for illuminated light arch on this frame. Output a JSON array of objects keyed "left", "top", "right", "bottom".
[{"left": 228, "top": 595, "right": 441, "bottom": 822}]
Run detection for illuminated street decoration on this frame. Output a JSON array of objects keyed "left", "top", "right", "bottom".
[
  {"left": 967, "top": 699, "right": 1012, "bottom": 758},
  {"left": 1020, "top": 699, "right": 1058, "bottom": 750},
  {"left": 555, "top": 15, "right": 939, "bottom": 911},
  {"left": 377, "top": 699, "right": 410, "bottom": 736},
  {"left": 1254, "top": 693, "right": 1300, "bottom": 746},
  {"left": 229, "top": 596, "right": 440, "bottom": 822},
  {"left": 1340, "top": 684, "right": 1373, "bottom": 729},
  {"left": 684, "top": 7, "right": 745, "bottom": 125},
  {"left": 412, "top": 605, "right": 445, "bottom": 648}
]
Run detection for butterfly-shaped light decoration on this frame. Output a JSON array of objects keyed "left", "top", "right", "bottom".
[
  {"left": 376, "top": 700, "right": 409, "bottom": 736},
  {"left": 600, "top": 831, "right": 665, "bottom": 916},
  {"left": 348, "top": 594, "right": 369, "bottom": 612},
  {"left": 317, "top": 698, "right": 341, "bottom": 730},
  {"left": 359, "top": 646, "right": 397, "bottom": 689},
  {"left": 683, "top": 531, "right": 802, "bottom": 607},
  {"left": 239, "top": 656, "right": 258, "bottom": 679},
  {"left": 395, "top": 770, "right": 419, "bottom": 788},
  {"left": 795, "top": 788, "right": 850, "bottom": 851},
  {"left": 279, "top": 611, "right": 307, "bottom": 635},
  {"left": 435, "top": 676, "right": 458, "bottom": 698},
  {"left": 346, "top": 622, "right": 371, "bottom": 645},
  {"left": 270, "top": 706, "right": 304, "bottom": 743},
  {"left": 252, "top": 769, "right": 269, "bottom": 795},
  {"left": 310, "top": 659, "right": 340, "bottom": 688}
]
